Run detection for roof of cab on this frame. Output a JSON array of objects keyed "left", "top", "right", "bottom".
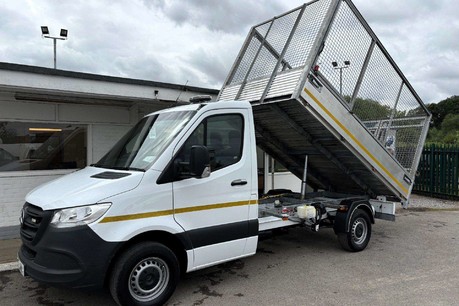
[{"left": 146, "top": 100, "right": 252, "bottom": 117}]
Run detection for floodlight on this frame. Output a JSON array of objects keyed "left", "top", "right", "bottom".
[
  {"left": 60, "top": 29, "right": 68, "bottom": 38},
  {"left": 332, "top": 61, "right": 338, "bottom": 67},
  {"left": 41, "top": 26, "right": 49, "bottom": 35},
  {"left": 344, "top": 60, "right": 351, "bottom": 66}
]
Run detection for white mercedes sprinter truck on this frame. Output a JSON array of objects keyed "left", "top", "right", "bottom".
[
  {"left": 18, "top": 0, "right": 431, "bottom": 304},
  {"left": 18, "top": 101, "right": 379, "bottom": 305}
]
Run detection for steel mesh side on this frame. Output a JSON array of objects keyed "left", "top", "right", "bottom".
[
  {"left": 315, "top": 1, "right": 429, "bottom": 174},
  {"left": 266, "top": 9, "right": 300, "bottom": 57},
  {"left": 352, "top": 45, "right": 402, "bottom": 121},
  {"left": 230, "top": 36, "right": 262, "bottom": 84},
  {"left": 317, "top": 0, "right": 372, "bottom": 99},
  {"left": 223, "top": 0, "right": 335, "bottom": 101},
  {"left": 395, "top": 84, "right": 427, "bottom": 118},
  {"left": 391, "top": 85, "right": 429, "bottom": 172},
  {"left": 284, "top": 0, "right": 332, "bottom": 69},
  {"left": 246, "top": 9, "right": 300, "bottom": 81},
  {"left": 245, "top": 44, "right": 279, "bottom": 81},
  {"left": 255, "top": 21, "right": 272, "bottom": 39}
]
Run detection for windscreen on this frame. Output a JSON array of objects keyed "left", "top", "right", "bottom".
[{"left": 94, "top": 110, "right": 195, "bottom": 171}]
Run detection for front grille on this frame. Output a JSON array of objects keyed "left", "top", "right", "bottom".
[{"left": 20, "top": 203, "right": 52, "bottom": 244}]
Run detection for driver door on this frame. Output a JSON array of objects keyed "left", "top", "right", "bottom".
[{"left": 172, "top": 109, "right": 254, "bottom": 269}]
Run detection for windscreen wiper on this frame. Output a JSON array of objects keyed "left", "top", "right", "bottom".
[{"left": 109, "top": 166, "right": 146, "bottom": 172}]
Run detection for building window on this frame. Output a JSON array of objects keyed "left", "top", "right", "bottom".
[
  {"left": 268, "top": 156, "right": 289, "bottom": 173},
  {"left": 0, "top": 122, "right": 87, "bottom": 171}
]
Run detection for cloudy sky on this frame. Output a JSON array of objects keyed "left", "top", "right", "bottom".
[{"left": 0, "top": 0, "right": 457, "bottom": 104}]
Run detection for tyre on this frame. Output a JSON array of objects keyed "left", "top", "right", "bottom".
[
  {"left": 109, "top": 242, "right": 180, "bottom": 306},
  {"left": 338, "top": 208, "right": 371, "bottom": 252}
]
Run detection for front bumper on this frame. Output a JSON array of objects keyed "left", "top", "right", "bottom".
[{"left": 19, "top": 219, "right": 120, "bottom": 289}]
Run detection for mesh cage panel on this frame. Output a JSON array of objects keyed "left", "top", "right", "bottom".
[
  {"left": 226, "top": 1, "right": 332, "bottom": 90},
  {"left": 246, "top": 9, "right": 300, "bottom": 81},
  {"left": 392, "top": 85, "right": 428, "bottom": 172},
  {"left": 351, "top": 45, "right": 429, "bottom": 172},
  {"left": 392, "top": 118, "right": 426, "bottom": 171},
  {"left": 284, "top": 0, "right": 332, "bottom": 69},
  {"left": 265, "top": 9, "right": 300, "bottom": 57},
  {"left": 230, "top": 36, "right": 262, "bottom": 84},
  {"left": 255, "top": 21, "right": 272, "bottom": 39},
  {"left": 395, "top": 83, "right": 427, "bottom": 118},
  {"left": 246, "top": 45, "right": 279, "bottom": 80},
  {"left": 352, "top": 45, "right": 402, "bottom": 122},
  {"left": 317, "top": 1, "right": 372, "bottom": 100}
]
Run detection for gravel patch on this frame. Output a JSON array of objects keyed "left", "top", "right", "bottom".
[{"left": 406, "top": 194, "right": 459, "bottom": 210}]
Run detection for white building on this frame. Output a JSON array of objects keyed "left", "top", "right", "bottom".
[{"left": 0, "top": 62, "right": 218, "bottom": 238}]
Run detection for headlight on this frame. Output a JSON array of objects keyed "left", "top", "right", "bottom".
[{"left": 50, "top": 203, "right": 111, "bottom": 228}]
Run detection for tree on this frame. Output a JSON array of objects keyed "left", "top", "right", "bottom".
[
  {"left": 438, "top": 114, "right": 459, "bottom": 144},
  {"left": 425, "top": 98, "right": 459, "bottom": 144},
  {"left": 352, "top": 97, "right": 392, "bottom": 121},
  {"left": 441, "top": 113, "right": 459, "bottom": 131},
  {"left": 427, "top": 95, "right": 459, "bottom": 129}
]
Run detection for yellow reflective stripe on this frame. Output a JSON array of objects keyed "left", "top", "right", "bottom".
[
  {"left": 175, "top": 199, "right": 256, "bottom": 214},
  {"left": 99, "top": 199, "right": 258, "bottom": 223},
  {"left": 99, "top": 209, "right": 174, "bottom": 223},
  {"left": 303, "top": 88, "right": 408, "bottom": 195}
]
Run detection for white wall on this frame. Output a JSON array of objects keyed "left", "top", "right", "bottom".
[
  {"left": 92, "top": 125, "right": 131, "bottom": 162},
  {"left": 262, "top": 154, "right": 312, "bottom": 194},
  {"left": 0, "top": 97, "right": 133, "bottom": 228},
  {"left": 1, "top": 70, "right": 213, "bottom": 104},
  {"left": 264, "top": 172, "right": 302, "bottom": 193},
  {"left": 0, "top": 170, "right": 73, "bottom": 227}
]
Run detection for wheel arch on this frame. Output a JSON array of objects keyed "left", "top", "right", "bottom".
[
  {"left": 104, "top": 230, "right": 189, "bottom": 288},
  {"left": 334, "top": 199, "right": 375, "bottom": 234}
]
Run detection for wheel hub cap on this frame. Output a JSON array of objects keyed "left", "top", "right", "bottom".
[
  {"left": 129, "top": 257, "right": 169, "bottom": 302},
  {"left": 351, "top": 218, "right": 367, "bottom": 245}
]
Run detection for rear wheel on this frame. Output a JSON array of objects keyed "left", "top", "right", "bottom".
[
  {"left": 338, "top": 209, "right": 371, "bottom": 252},
  {"left": 110, "top": 242, "right": 180, "bottom": 306}
]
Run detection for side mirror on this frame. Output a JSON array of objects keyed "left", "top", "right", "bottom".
[{"left": 190, "top": 145, "right": 210, "bottom": 178}]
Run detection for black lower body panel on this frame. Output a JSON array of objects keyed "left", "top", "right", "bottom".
[{"left": 18, "top": 224, "right": 120, "bottom": 289}]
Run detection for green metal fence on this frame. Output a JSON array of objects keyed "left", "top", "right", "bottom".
[{"left": 413, "top": 144, "right": 459, "bottom": 199}]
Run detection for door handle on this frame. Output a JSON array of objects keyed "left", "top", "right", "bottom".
[{"left": 231, "top": 179, "right": 247, "bottom": 186}]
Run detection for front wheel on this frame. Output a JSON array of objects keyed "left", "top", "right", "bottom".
[
  {"left": 109, "top": 242, "right": 180, "bottom": 306},
  {"left": 338, "top": 209, "right": 371, "bottom": 252}
]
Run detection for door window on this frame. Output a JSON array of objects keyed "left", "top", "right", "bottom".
[{"left": 178, "top": 113, "right": 244, "bottom": 175}]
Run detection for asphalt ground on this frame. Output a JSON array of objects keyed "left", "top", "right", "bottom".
[{"left": 1, "top": 207, "right": 459, "bottom": 305}]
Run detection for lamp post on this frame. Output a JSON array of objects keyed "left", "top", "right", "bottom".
[
  {"left": 332, "top": 60, "right": 350, "bottom": 96},
  {"left": 41, "top": 26, "right": 68, "bottom": 69}
]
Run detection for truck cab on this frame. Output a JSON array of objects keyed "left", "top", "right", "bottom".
[{"left": 19, "top": 101, "right": 259, "bottom": 306}]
